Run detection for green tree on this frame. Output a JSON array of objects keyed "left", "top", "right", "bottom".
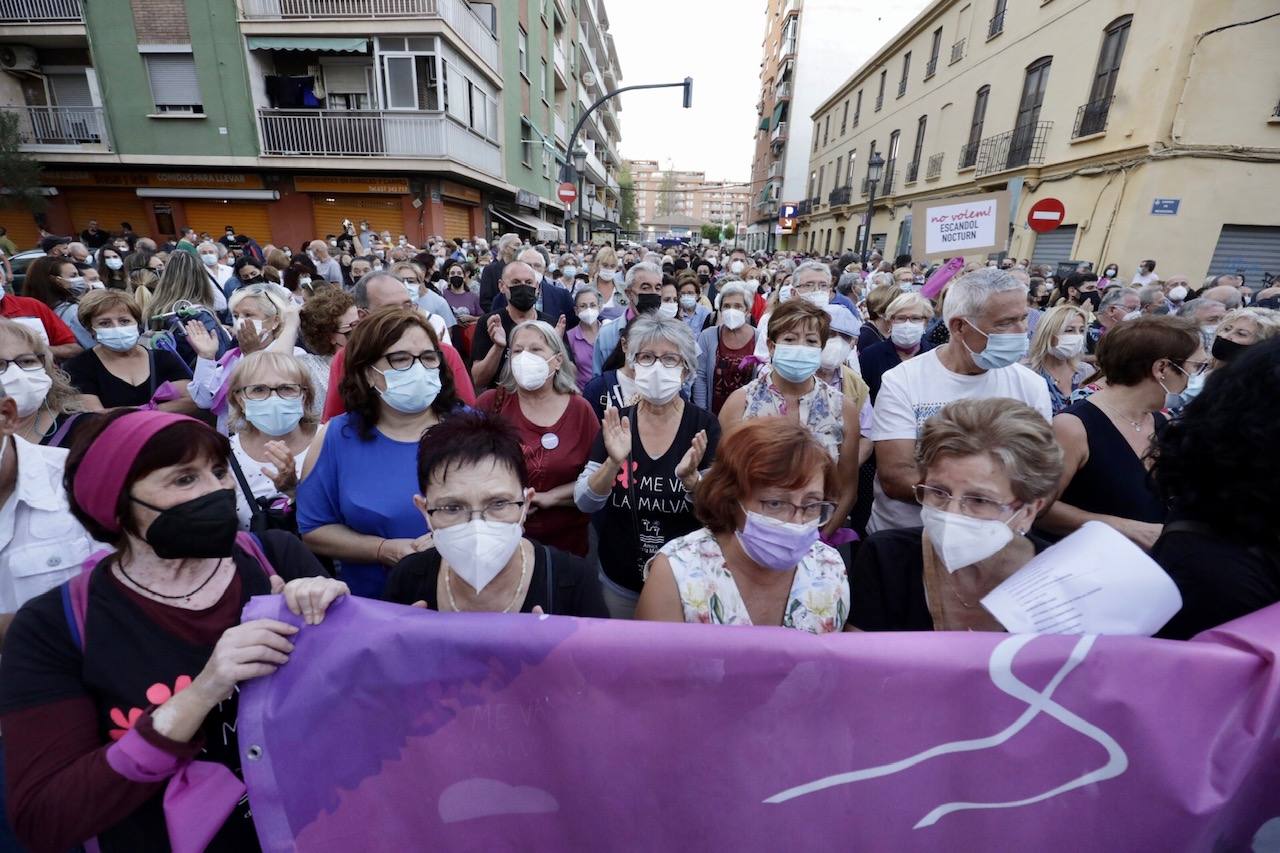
[
  {"left": 723, "top": 223, "right": 736, "bottom": 241},
  {"left": 699, "top": 223, "right": 721, "bottom": 243},
  {"left": 657, "top": 169, "right": 678, "bottom": 217},
  {"left": 0, "top": 111, "right": 45, "bottom": 225},
  {"left": 618, "top": 163, "right": 638, "bottom": 232}
]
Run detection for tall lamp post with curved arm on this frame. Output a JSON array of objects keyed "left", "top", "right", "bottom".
[{"left": 563, "top": 75, "right": 693, "bottom": 243}]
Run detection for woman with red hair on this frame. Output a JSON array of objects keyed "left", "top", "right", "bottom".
[{"left": 636, "top": 416, "right": 849, "bottom": 632}]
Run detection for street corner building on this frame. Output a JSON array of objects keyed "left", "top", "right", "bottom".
[
  {"left": 0, "top": 0, "right": 625, "bottom": 250},
  {"left": 767, "top": 0, "right": 1278, "bottom": 281}
]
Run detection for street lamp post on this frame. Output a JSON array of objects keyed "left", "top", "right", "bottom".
[
  {"left": 563, "top": 76, "right": 692, "bottom": 245},
  {"left": 860, "top": 150, "right": 885, "bottom": 269}
]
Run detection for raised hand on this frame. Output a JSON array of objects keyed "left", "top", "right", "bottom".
[
  {"left": 675, "top": 429, "right": 708, "bottom": 487},
  {"left": 185, "top": 319, "right": 219, "bottom": 361},
  {"left": 554, "top": 314, "right": 567, "bottom": 336},
  {"left": 261, "top": 440, "right": 299, "bottom": 492},
  {"left": 602, "top": 406, "right": 632, "bottom": 466},
  {"left": 237, "top": 319, "right": 264, "bottom": 354},
  {"left": 487, "top": 313, "right": 507, "bottom": 348}
]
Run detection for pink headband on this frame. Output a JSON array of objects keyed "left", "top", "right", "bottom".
[{"left": 73, "top": 411, "right": 206, "bottom": 533}]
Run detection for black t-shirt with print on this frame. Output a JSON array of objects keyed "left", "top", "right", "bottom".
[
  {"left": 590, "top": 403, "right": 720, "bottom": 593},
  {"left": 0, "top": 532, "right": 325, "bottom": 852}
]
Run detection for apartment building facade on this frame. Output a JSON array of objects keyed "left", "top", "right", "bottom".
[
  {"left": 0, "top": 0, "right": 622, "bottom": 251},
  {"left": 628, "top": 158, "right": 749, "bottom": 240},
  {"left": 794, "top": 0, "right": 1280, "bottom": 282}
]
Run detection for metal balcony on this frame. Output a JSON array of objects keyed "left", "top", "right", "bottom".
[
  {"left": 875, "top": 92, "right": 884, "bottom": 111},
  {"left": 828, "top": 186, "right": 852, "bottom": 206},
  {"left": 950, "top": 39, "right": 965, "bottom": 64},
  {"left": 860, "top": 177, "right": 869, "bottom": 196},
  {"left": 925, "top": 56, "right": 937, "bottom": 79},
  {"left": 2, "top": 105, "right": 109, "bottom": 149},
  {"left": 897, "top": 78, "right": 907, "bottom": 98},
  {"left": 905, "top": 159, "right": 919, "bottom": 184},
  {"left": 0, "top": 0, "right": 82, "bottom": 21},
  {"left": 974, "top": 120, "right": 1052, "bottom": 176},
  {"left": 795, "top": 199, "right": 811, "bottom": 216},
  {"left": 769, "top": 120, "right": 788, "bottom": 142},
  {"left": 851, "top": 110, "right": 859, "bottom": 129},
  {"left": 958, "top": 139, "right": 979, "bottom": 169},
  {"left": 1072, "top": 95, "right": 1113, "bottom": 138},
  {"left": 256, "top": 108, "right": 500, "bottom": 175},
  {"left": 774, "top": 81, "right": 791, "bottom": 101},
  {"left": 987, "top": 10, "right": 1005, "bottom": 39},
  {"left": 880, "top": 167, "right": 895, "bottom": 195},
  {"left": 925, "top": 152, "right": 943, "bottom": 180}
]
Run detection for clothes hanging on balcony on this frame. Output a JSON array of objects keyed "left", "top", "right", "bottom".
[{"left": 264, "top": 75, "right": 316, "bottom": 109}]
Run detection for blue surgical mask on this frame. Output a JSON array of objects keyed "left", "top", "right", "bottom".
[
  {"left": 95, "top": 326, "right": 140, "bottom": 352},
  {"left": 962, "top": 320, "right": 1028, "bottom": 370},
  {"left": 374, "top": 361, "right": 441, "bottom": 414},
  {"left": 244, "top": 395, "right": 305, "bottom": 436},
  {"left": 1162, "top": 363, "right": 1205, "bottom": 409},
  {"left": 772, "top": 344, "right": 822, "bottom": 383}
]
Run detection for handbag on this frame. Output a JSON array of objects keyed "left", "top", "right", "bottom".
[{"left": 227, "top": 446, "right": 299, "bottom": 535}]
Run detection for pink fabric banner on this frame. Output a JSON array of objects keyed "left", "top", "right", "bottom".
[{"left": 237, "top": 596, "right": 1280, "bottom": 851}]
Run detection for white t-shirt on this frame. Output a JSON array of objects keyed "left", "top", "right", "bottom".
[
  {"left": 230, "top": 433, "right": 309, "bottom": 531},
  {"left": 1131, "top": 271, "right": 1159, "bottom": 287},
  {"left": 868, "top": 348, "right": 1052, "bottom": 533}
]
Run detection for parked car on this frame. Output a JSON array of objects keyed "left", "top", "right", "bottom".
[{"left": 2, "top": 249, "right": 47, "bottom": 295}]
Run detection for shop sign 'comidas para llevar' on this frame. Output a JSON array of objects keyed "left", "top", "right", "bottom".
[{"left": 911, "top": 190, "right": 1012, "bottom": 260}]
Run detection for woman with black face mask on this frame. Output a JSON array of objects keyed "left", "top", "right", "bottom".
[
  {"left": 1209, "top": 307, "right": 1280, "bottom": 367},
  {"left": 0, "top": 410, "right": 345, "bottom": 853}
]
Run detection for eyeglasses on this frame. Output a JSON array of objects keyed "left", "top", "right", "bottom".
[
  {"left": 400, "top": 277, "right": 421, "bottom": 285},
  {"left": 1176, "top": 359, "right": 1211, "bottom": 377},
  {"left": 0, "top": 353, "right": 45, "bottom": 373},
  {"left": 913, "top": 484, "right": 1020, "bottom": 520},
  {"left": 633, "top": 351, "right": 685, "bottom": 369},
  {"left": 384, "top": 350, "right": 441, "bottom": 371},
  {"left": 756, "top": 498, "right": 837, "bottom": 525},
  {"left": 426, "top": 499, "right": 525, "bottom": 527},
  {"left": 238, "top": 383, "right": 304, "bottom": 401},
  {"left": 792, "top": 282, "right": 829, "bottom": 294}
]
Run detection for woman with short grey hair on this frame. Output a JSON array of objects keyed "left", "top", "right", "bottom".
[
  {"left": 694, "top": 282, "right": 758, "bottom": 414},
  {"left": 477, "top": 320, "right": 600, "bottom": 557},
  {"left": 575, "top": 315, "right": 721, "bottom": 618}
]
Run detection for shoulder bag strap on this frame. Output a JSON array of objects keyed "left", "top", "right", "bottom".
[
  {"left": 147, "top": 346, "right": 158, "bottom": 399},
  {"left": 46, "top": 412, "right": 83, "bottom": 448},
  {"left": 226, "top": 449, "right": 267, "bottom": 525},
  {"left": 236, "top": 531, "right": 278, "bottom": 578},
  {"left": 542, "top": 545, "right": 554, "bottom": 616}
]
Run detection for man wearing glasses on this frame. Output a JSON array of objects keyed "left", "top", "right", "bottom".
[
  {"left": 470, "top": 262, "right": 561, "bottom": 390},
  {"left": 590, "top": 261, "right": 665, "bottom": 377}
]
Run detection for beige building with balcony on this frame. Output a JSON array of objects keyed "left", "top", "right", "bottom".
[
  {"left": 628, "top": 158, "right": 749, "bottom": 240},
  {"left": 794, "top": 0, "right": 1280, "bottom": 284}
]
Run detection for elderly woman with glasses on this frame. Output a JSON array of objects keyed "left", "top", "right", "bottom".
[
  {"left": 297, "top": 286, "right": 358, "bottom": 418},
  {"left": 637, "top": 416, "right": 849, "bottom": 631},
  {"left": 0, "top": 318, "right": 90, "bottom": 447},
  {"left": 476, "top": 320, "right": 599, "bottom": 557},
  {"left": 575, "top": 315, "right": 719, "bottom": 619},
  {"left": 384, "top": 410, "right": 607, "bottom": 616},
  {"left": 297, "top": 308, "right": 461, "bottom": 598},
  {"left": 850, "top": 398, "right": 1062, "bottom": 632}
]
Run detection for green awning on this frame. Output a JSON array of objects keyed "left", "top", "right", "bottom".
[
  {"left": 759, "top": 115, "right": 770, "bottom": 131},
  {"left": 771, "top": 102, "right": 787, "bottom": 129},
  {"left": 246, "top": 36, "right": 369, "bottom": 53}
]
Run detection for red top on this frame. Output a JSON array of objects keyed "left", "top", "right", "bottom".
[
  {"left": 1, "top": 294, "right": 77, "bottom": 346},
  {"left": 750, "top": 292, "right": 768, "bottom": 324},
  {"left": 475, "top": 388, "right": 600, "bottom": 557},
  {"left": 321, "top": 341, "right": 476, "bottom": 422}
]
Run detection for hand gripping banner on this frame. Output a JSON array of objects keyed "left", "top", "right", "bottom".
[{"left": 237, "top": 596, "right": 1280, "bottom": 851}]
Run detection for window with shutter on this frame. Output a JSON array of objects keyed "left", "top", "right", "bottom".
[{"left": 144, "top": 52, "right": 202, "bottom": 113}]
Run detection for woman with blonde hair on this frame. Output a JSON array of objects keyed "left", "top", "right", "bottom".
[
  {"left": 1210, "top": 306, "right": 1280, "bottom": 366},
  {"left": 146, "top": 249, "right": 226, "bottom": 322},
  {"left": 226, "top": 350, "right": 317, "bottom": 530},
  {"left": 588, "top": 245, "right": 624, "bottom": 320},
  {"left": 0, "top": 318, "right": 88, "bottom": 447},
  {"left": 859, "top": 292, "right": 936, "bottom": 404},
  {"left": 1024, "top": 303, "right": 1091, "bottom": 414},
  {"left": 477, "top": 320, "right": 599, "bottom": 557}
]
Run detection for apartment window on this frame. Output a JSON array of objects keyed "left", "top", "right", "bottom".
[
  {"left": 1077, "top": 15, "right": 1131, "bottom": 136},
  {"left": 864, "top": 140, "right": 876, "bottom": 193},
  {"left": 1010, "top": 57, "right": 1052, "bottom": 166},
  {"left": 989, "top": 0, "right": 1006, "bottom": 39},
  {"left": 853, "top": 90, "right": 862, "bottom": 127},
  {"left": 816, "top": 165, "right": 825, "bottom": 199},
  {"left": 518, "top": 27, "right": 529, "bottom": 78},
  {"left": 840, "top": 100, "right": 848, "bottom": 134},
  {"left": 962, "top": 85, "right": 989, "bottom": 168},
  {"left": 521, "top": 117, "right": 533, "bottom": 166},
  {"left": 898, "top": 51, "right": 911, "bottom": 98},
  {"left": 143, "top": 51, "right": 202, "bottom": 114},
  {"left": 807, "top": 171, "right": 816, "bottom": 200},
  {"left": 540, "top": 58, "right": 548, "bottom": 102},
  {"left": 884, "top": 129, "right": 900, "bottom": 193},
  {"left": 908, "top": 114, "right": 927, "bottom": 182},
  {"left": 823, "top": 115, "right": 830, "bottom": 145},
  {"left": 926, "top": 28, "right": 942, "bottom": 79},
  {"left": 876, "top": 70, "right": 886, "bottom": 111},
  {"left": 813, "top": 120, "right": 820, "bottom": 151},
  {"left": 834, "top": 155, "right": 843, "bottom": 187},
  {"left": 846, "top": 149, "right": 856, "bottom": 188}
]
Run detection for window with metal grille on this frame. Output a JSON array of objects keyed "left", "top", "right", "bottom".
[{"left": 144, "top": 52, "right": 202, "bottom": 114}]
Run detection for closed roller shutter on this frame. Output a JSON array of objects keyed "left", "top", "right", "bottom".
[
  {"left": 1031, "top": 225, "right": 1077, "bottom": 267},
  {"left": 0, "top": 206, "right": 41, "bottom": 251},
  {"left": 1208, "top": 225, "right": 1280, "bottom": 285},
  {"left": 182, "top": 201, "right": 273, "bottom": 245},
  {"left": 441, "top": 202, "right": 472, "bottom": 242},
  {"left": 63, "top": 189, "right": 149, "bottom": 240},
  {"left": 311, "top": 195, "right": 401, "bottom": 240}
]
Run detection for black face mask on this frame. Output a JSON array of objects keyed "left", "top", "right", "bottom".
[
  {"left": 1211, "top": 336, "right": 1248, "bottom": 363},
  {"left": 635, "top": 293, "right": 662, "bottom": 314},
  {"left": 1082, "top": 291, "right": 1102, "bottom": 310},
  {"left": 132, "top": 489, "right": 238, "bottom": 559},
  {"left": 508, "top": 284, "right": 538, "bottom": 312},
  {"left": 241, "top": 275, "right": 263, "bottom": 285},
  {"left": 449, "top": 275, "right": 465, "bottom": 289},
  {"left": 697, "top": 273, "right": 710, "bottom": 285}
]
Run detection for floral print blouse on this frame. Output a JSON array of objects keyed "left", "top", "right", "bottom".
[
  {"left": 647, "top": 528, "right": 850, "bottom": 633},
  {"left": 741, "top": 372, "right": 844, "bottom": 461}
]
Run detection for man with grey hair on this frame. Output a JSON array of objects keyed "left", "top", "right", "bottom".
[
  {"left": 488, "top": 246, "right": 576, "bottom": 332},
  {"left": 1138, "top": 285, "right": 1169, "bottom": 315},
  {"left": 868, "top": 267, "right": 1052, "bottom": 532},
  {"left": 591, "top": 261, "right": 665, "bottom": 376},
  {"left": 1177, "top": 297, "right": 1227, "bottom": 349},
  {"left": 1202, "top": 283, "right": 1243, "bottom": 311},
  {"left": 1085, "top": 286, "right": 1141, "bottom": 355},
  {"left": 479, "top": 232, "right": 523, "bottom": 312}
]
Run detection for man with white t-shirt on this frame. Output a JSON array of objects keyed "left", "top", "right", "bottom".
[{"left": 869, "top": 267, "right": 1052, "bottom": 532}]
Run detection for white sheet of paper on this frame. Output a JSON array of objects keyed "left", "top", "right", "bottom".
[
  {"left": 12, "top": 316, "right": 49, "bottom": 345},
  {"left": 981, "top": 521, "right": 1182, "bottom": 636}
]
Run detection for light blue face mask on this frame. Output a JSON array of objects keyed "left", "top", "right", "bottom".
[
  {"left": 375, "top": 361, "right": 441, "bottom": 414},
  {"left": 772, "top": 344, "right": 822, "bottom": 383},
  {"left": 95, "top": 326, "right": 140, "bottom": 352},
  {"left": 1162, "top": 363, "right": 1206, "bottom": 409},
  {"left": 244, "top": 395, "right": 305, "bottom": 436},
  {"left": 962, "top": 320, "right": 1028, "bottom": 370}
]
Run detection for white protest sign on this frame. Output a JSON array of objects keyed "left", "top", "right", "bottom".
[{"left": 910, "top": 191, "right": 1011, "bottom": 260}]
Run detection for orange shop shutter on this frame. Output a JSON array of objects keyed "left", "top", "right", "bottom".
[
  {"left": 0, "top": 203, "right": 42, "bottom": 251},
  {"left": 62, "top": 189, "right": 149, "bottom": 240},
  {"left": 441, "top": 202, "right": 472, "bottom": 243},
  {"left": 310, "top": 195, "right": 402, "bottom": 242},
  {"left": 181, "top": 200, "right": 273, "bottom": 246}
]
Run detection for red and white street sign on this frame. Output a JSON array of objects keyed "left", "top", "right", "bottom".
[
  {"left": 557, "top": 182, "right": 578, "bottom": 205},
  {"left": 1027, "top": 197, "right": 1066, "bottom": 233}
]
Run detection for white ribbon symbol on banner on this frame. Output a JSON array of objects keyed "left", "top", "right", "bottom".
[{"left": 764, "top": 634, "right": 1128, "bottom": 828}]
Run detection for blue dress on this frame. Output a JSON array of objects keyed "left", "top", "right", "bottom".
[{"left": 296, "top": 412, "right": 429, "bottom": 598}]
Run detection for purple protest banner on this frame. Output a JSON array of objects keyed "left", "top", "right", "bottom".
[
  {"left": 922, "top": 256, "right": 965, "bottom": 299},
  {"left": 237, "top": 596, "right": 1280, "bottom": 851}
]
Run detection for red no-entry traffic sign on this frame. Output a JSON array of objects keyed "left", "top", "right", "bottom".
[
  {"left": 557, "top": 182, "right": 578, "bottom": 205},
  {"left": 1027, "top": 197, "right": 1065, "bottom": 233}
]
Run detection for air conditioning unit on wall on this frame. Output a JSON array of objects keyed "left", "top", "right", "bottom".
[{"left": 0, "top": 45, "right": 40, "bottom": 73}]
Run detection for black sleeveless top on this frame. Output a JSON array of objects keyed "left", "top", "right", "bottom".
[{"left": 1058, "top": 399, "right": 1167, "bottom": 523}]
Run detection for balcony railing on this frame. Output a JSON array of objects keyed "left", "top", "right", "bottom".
[
  {"left": 808, "top": 195, "right": 820, "bottom": 210},
  {"left": 958, "top": 139, "right": 979, "bottom": 169},
  {"left": 926, "top": 152, "right": 943, "bottom": 180},
  {"left": 950, "top": 39, "right": 965, "bottom": 64},
  {"left": 0, "top": 0, "right": 82, "bottom": 21},
  {"left": 851, "top": 110, "right": 859, "bottom": 129},
  {"left": 905, "top": 159, "right": 919, "bottom": 184},
  {"left": 897, "top": 78, "right": 907, "bottom": 98},
  {"left": 553, "top": 43, "right": 566, "bottom": 79},
  {"left": 880, "top": 167, "right": 895, "bottom": 195},
  {"left": 239, "top": 0, "right": 498, "bottom": 71},
  {"left": 774, "top": 81, "right": 791, "bottom": 101},
  {"left": 875, "top": 92, "right": 884, "bottom": 111},
  {"left": 795, "top": 199, "right": 811, "bottom": 216},
  {"left": 974, "top": 120, "right": 1052, "bottom": 176},
  {"left": 768, "top": 160, "right": 783, "bottom": 178},
  {"left": 770, "top": 120, "right": 788, "bottom": 142},
  {"left": 925, "top": 56, "right": 937, "bottom": 79},
  {"left": 779, "top": 36, "right": 797, "bottom": 58},
  {"left": 860, "top": 177, "right": 869, "bottom": 196},
  {"left": 554, "top": 112, "right": 567, "bottom": 143},
  {"left": 1072, "top": 95, "right": 1113, "bottom": 138},
  {"left": 987, "top": 10, "right": 1005, "bottom": 39},
  {"left": 1274, "top": 100, "right": 1280, "bottom": 118},
  {"left": 256, "top": 108, "right": 500, "bottom": 175},
  {"left": 828, "top": 186, "right": 852, "bottom": 206},
  {"left": 2, "top": 105, "right": 109, "bottom": 149}
]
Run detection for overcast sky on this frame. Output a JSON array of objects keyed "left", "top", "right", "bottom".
[{"left": 608, "top": 0, "right": 930, "bottom": 183}]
